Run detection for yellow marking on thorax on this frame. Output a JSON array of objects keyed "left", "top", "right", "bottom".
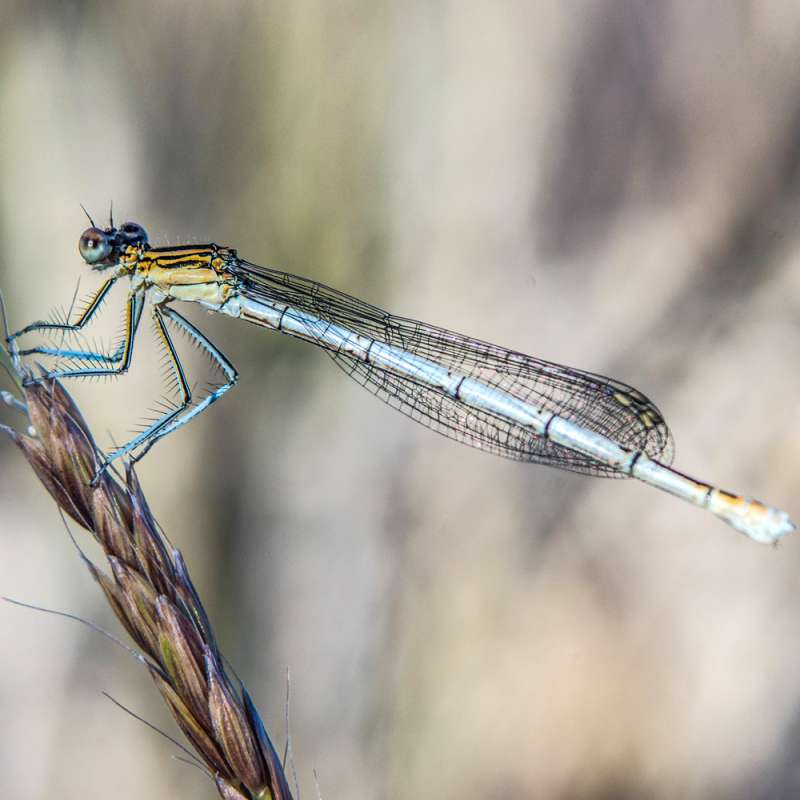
[{"left": 124, "top": 244, "right": 238, "bottom": 306}]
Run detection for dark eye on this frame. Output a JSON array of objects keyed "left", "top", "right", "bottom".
[
  {"left": 78, "top": 227, "right": 112, "bottom": 264},
  {"left": 118, "top": 221, "right": 148, "bottom": 246}
]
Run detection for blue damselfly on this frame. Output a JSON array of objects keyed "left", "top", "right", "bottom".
[{"left": 7, "top": 220, "right": 794, "bottom": 543}]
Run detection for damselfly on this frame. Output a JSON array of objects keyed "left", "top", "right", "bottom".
[{"left": 7, "top": 220, "right": 794, "bottom": 543}]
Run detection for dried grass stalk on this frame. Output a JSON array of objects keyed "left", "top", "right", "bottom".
[{"left": 2, "top": 377, "right": 292, "bottom": 800}]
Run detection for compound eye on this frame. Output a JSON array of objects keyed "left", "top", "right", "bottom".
[
  {"left": 118, "top": 221, "right": 148, "bottom": 246},
  {"left": 78, "top": 227, "right": 112, "bottom": 265}
]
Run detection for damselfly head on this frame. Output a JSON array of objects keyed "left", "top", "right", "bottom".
[{"left": 78, "top": 221, "right": 148, "bottom": 270}]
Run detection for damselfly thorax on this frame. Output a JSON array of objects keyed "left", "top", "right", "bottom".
[{"left": 122, "top": 243, "right": 240, "bottom": 307}]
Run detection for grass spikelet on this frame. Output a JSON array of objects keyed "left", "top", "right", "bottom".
[{"left": 2, "top": 374, "right": 293, "bottom": 800}]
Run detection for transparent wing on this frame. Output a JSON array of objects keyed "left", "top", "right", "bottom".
[{"left": 232, "top": 260, "right": 674, "bottom": 477}]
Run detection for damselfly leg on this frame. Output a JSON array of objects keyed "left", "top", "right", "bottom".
[
  {"left": 8, "top": 277, "right": 133, "bottom": 373},
  {"left": 126, "top": 306, "right": 238, "bottom": 462},
  {"left": 17, "top": 292, "right": 142, "bottom": 386},
  {"left": 95, "top": 306, "right": 237, "bottom": 475}
]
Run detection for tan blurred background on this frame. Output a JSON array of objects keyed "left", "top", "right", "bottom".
[{"left": 1, "top": 2, "right": 800, "bottom": 798}]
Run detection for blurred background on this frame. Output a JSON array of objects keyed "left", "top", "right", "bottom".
[{"left": 1, "top": 2, "right": 799, "bottom": 798}]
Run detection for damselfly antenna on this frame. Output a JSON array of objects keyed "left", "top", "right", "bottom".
[{"left": 79, "top": 204, "right": 96, "bottom": 228}]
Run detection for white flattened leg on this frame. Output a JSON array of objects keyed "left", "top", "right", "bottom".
[{"left": 133, "top": 306, "right": 238, "bottom": 452}]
